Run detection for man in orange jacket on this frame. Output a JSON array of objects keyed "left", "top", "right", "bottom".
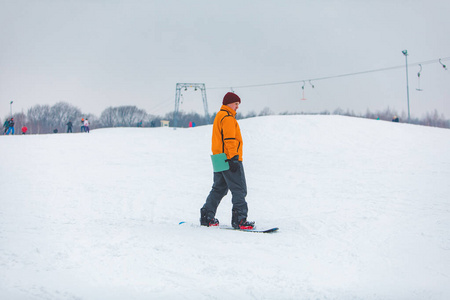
[{"left": 200, "top": 92, "right": 255, "bottom": 230}]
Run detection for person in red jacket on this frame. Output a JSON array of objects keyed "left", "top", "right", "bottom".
[
  {"left": 21, "top": 126, "right": 28, "bottom": 134},
  {"left": 200, "top": 92, "right": 255, "bottom": 230}
]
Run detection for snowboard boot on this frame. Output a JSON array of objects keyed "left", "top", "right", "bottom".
[
  {"left": 232, "top": 209, "right": 255, "bottom": 230},
  {"left": 235, "top": 219, "right": 255, "bottom": 230},
  {"left": 200, "top": 208, "right": 219, "bottom": 227}
]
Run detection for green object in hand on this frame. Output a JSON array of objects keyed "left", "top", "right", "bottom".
[{"left": 211, "top": 153, "right": 229, "bottom": 172}]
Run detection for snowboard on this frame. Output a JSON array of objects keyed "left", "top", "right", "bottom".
[{"left": 179, "top": 222, "right": 279, "bottom": 233}]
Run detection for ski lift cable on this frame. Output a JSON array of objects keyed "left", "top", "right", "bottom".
[{"left": 208, "top": 57, "right": 450, "bottom": 90}]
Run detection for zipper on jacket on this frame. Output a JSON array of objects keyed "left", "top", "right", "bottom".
[{"left": 220, "top": 110, "right": 233, "bottom": 154}]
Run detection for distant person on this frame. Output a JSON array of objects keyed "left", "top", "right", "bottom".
[
  {"left": 66, "top": 121, "right": 73, "bottom": 133},
  {"left": 3, "top": 118, "right": 9, "bottom": 134},
  {"left": 392, "top": 116, "right": 399, "bottom": 122},
  {"left": 84, "top": 118, "right": 90, "bottom": 133},
  {"left": 21, "top": 126, "right": 28, "bottom": 134},
  {"left": 53, "top": 128, "right": 58, "bottom": 133},
  {"left": 200, "top": 92, "right": 254, "bottom": 230},
  {"left": 6, "top": 118, "right": 15, "bottom": 135},
  {"left": 81, "top": 118, "right": 85, "bottom": 132}
]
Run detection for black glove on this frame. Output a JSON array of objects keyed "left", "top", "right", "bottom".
[{"left": 226, "top": 155, "right": 240, "bottom": 172}]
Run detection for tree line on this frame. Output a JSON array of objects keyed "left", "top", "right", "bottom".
[
  {"left": 2, "top": 102, "right": 449, "bottom": 135},
  {"left": 2, "top": 102, "right": 216, "bottom": 134}
]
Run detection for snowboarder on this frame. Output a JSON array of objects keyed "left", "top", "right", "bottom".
[
  {"left": 200, "top": 92, "right": 255, "bottom": 230},
  {"left": 84, "top": 118, "right": 90, "bottom": 133},
  {"left": 5, "top": 118, "right": 15, "bottom": 135},
  {"left": 66, "top": 121, "right": 73, "bottom": 133}
]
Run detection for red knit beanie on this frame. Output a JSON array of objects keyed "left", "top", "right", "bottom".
[{"left": 223, "top": 92, "right": 241, "bottom": 105}]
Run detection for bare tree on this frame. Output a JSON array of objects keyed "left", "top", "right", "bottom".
[
  {"left": 117, "top": 106, "right": 147, "bottom": 127},
  {"left": 27, "top": 104, "right": 51, "bottom": 134},
  {"left": 423, "top": 110, "right": 448, "bottom": 128},
  {"left": 245, "top": 111, "right": 257, "bottom": 119},
  {"left": 26, "top": 102, "right": 82, "bottom": 134},
  {"left": 99, "top": 106, "right": 147, "bottom": 127},
  {"left": 50, "top": 102, "right": 82, "bottom": 132},
  {"left": 99, "top": 107, "right": 118, "bottom": 128},
  {"left": 259, "top": 107, "right": 274, "bottom": 116},
  {"left": 12, "top": 112, "right": 27, "bottom": 134}
]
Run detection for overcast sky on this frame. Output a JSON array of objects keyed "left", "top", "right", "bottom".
[{"left": 1, "top": 0, "right": 449, "bottom": 120}]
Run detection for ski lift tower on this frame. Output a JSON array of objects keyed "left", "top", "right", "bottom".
[{"left": 174, "top": 83, "right": 210, "bottom": 127}]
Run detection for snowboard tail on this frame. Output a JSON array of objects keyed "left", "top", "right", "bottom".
[
  {"left": 179, "top": 222, "right": 279, "bottom": 233},
  {"left": 219, "top": 225, "right": 279, "bottom": 233}
]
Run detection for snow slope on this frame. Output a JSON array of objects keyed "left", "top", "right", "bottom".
[{"left": 1, "top": 115, "right": 450, "bottom": 299}]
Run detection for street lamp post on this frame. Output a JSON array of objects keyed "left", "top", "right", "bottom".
[
  {"left": 402, "top": 50, "right": 410, "bottom": 123},
  {"left": 10, "top": 101, "right": 14, "bottom": 118}
]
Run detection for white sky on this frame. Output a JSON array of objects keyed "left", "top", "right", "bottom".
[{"left": 1, "top": 0, "right": 449, "bottom": 119}]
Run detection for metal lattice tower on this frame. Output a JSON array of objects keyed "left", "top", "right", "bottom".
[{"left": 174, "top": 83, "right": 210, "bottom": 127}]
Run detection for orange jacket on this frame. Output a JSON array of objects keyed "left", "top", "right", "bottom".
[{"left": 211, "top": 105, "right": 243, "bottom": 161}]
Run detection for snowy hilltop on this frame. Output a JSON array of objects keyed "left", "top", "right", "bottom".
[{"left": 1, "top": 115, "right": 450, "bottom": 299}]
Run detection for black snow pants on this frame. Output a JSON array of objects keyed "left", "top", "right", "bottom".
[{"left": 202, "top": 160, "right": 248, "bottom": 222}]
